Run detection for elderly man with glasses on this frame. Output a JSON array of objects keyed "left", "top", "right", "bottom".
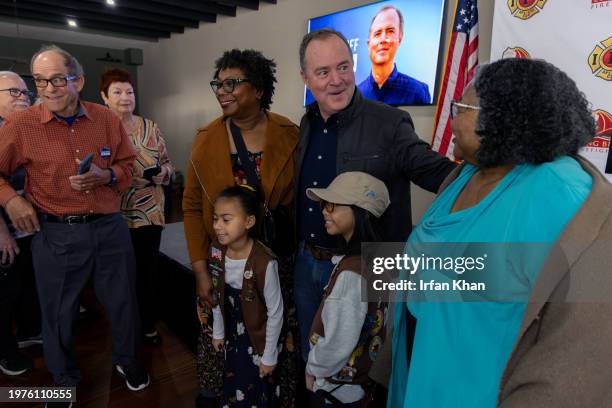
[{"left": 0, "top": 45, "right": 147, "bottom": 405}]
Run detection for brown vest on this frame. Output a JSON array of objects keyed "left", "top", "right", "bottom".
[
  {"left": 309, "top": 255, "right": 388, "bottom": 385},
  {"left": 208, "top": 240, "right": 275, "bottom": 355}
]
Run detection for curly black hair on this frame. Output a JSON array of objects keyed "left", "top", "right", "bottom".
[
  {"left": 213, "top": 49, "right": 277, "bottom": 111},
  {"left": 473, "top": 58, "right": 596, "bottom": 166}
]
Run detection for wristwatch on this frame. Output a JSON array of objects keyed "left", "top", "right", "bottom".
[{"left": 106, "top": 168, "right": 117, "bottom": 186}]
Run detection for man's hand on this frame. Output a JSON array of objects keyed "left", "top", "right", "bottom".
[
  {"left": 305, "top": 370, "right": 315, "bottom": 392},
  {"left": 0, "top": 229, "right": 19, "bottom": 265},
  {"left": 69, "top": 159, "right": 111, "bottom": 191},
  {"left": 5, "top": 196, "right": 39, "bottom": 234},
  {"left": 259, "top": 362, "right": 276, "bottom": 378}
]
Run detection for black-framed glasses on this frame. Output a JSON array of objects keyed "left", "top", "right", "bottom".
[
  {"left": 0, "top": 88, "right": 34, "bottom": 98},
  {"left": 33, "top": 75, "right": 78, "bottom": 89},
  {"left": 320, "top": 200, "right": 336, "bottom": 213},
  {"left": 210, "top": 78, "right": 250, "bottom": 93},
  {"left": 450, "top": 100, "right": 481, "bottom": 119}
]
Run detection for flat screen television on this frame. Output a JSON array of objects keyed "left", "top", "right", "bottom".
[{"left": 304, "top": 0, "right": 446, "bottom": 107}]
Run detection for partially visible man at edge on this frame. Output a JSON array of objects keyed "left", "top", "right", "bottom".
[
  {"left": 0, "top": 71, "right": 40, "bottom": 378},
  {"left": 0, "top": 45, "right": 148, "bottom": 403},
  {"left": 295, "top": 27, "right": 455, "bottom": 397}
]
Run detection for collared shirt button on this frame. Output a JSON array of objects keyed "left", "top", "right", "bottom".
[
  {"left": 85, "top": 190, "right": 90, "bottom": 194},
  {"left": 317, "top": 155, "right": 322, "bottom": 160},
  {"left": 313, "top": 181, "right": 318, "bottom": 186},
  {"left": 323, "top": 129, "right": 328, "bottom": 134},
  {"left": 310, "top": 233, "right": 315, "bottom": 238},
  {"left": 71, "top": 129, "right": 75, "bottom": 133},
  {"left": 308, "top": 207, "right": 313, "bottom": 212},
  {"left": 89, "top": 210, "right": 94, "bottom": 213},
  {"left": 76, "top": 149, "right": 80, "bottom": 153}
]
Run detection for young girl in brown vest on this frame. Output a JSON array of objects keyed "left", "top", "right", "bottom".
[
  {"left": 209, "top": 185, "right": 283, "bottom": 407},
  {"left": 304, "top": 172, "right": 390, "bottom": 407}
]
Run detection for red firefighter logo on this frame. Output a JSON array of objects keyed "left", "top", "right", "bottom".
[
  {"left": 591, "top": 0, "right": 610, "bottom": 8},
  {"left": 588, "top": 36, "right": 612, "bottom": 81},
  {"left": 502, "top": 47, "right": 531, "bottom": 59},
  {"left": 587, "top": 109, "right": 612, "bottom": 149},
  {"left": 507, "top": 0, "right": 547, "bottom": 20}
]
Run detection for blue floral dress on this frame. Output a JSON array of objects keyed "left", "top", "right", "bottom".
[{"left": 221, "top": 284, "right": 278, "bottom": 407}]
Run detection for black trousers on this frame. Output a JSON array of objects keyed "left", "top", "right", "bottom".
[
  {"left": 32, "top": 214, "right": 139, "bottom": 386},
  {"left": 14, "top": 236, "right": 41, "bottom": 338},
  {"left": 129, "top": 225, "right": 162, "bottom": 335},
  {"left": 0, "top": 235, "right": 40, "bottom": 357},
  {"left": 0, "top": 262, "right": 20, "bottom": 357}
]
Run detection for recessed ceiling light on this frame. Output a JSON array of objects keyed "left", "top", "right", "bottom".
[
  {"left": 106, "top": 0, "right": 116, "bottom": 5},
  {"left": 67, "top": 19, "right": 77, "bottom": 27}
]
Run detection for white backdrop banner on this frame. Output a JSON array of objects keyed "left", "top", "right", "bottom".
[{"left": 490, "top": 0, "right": 612, "bottom": 180}]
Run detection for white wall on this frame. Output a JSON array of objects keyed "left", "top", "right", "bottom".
[{"left": 138, "top": 0, "right": 495, "bottom": 223}]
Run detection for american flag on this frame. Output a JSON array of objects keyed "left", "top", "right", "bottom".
[{"left": 431, "top": 0, "right": 479, "bottom": 159}]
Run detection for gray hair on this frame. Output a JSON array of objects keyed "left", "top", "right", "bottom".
[
  {"left": 299, "top": 28, "right": 353, "bottom": 72},
  {"left": 30, "top": 44, "right": 84, "bottom": 77},
  {"left": 0, "top": 71, "right": 23, "bottom": 80},
  {"left": 369, "top": 6, "right": 404, "bottom": 35}
]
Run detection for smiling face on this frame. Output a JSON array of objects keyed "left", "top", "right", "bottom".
[
  {"left": 451, "top": 86, "right": 481, "bottom": 164},
  {"left": 0, "top": 74, "right": 30, "bottom": 119},
  {"left": 101, "top": 81, "right": 135, "bottom": 115},
  {"left": 322, "top": 202, "right": 355, "bottom": 242},
  {"left": 32, "top": 50, "right": 83, "bottom": 117},
  {"left": 367, "top": 8, "right": 403, "bottom": 67},
  {"left": 214, "top": 67, "right": 262, "bottom": 119},
  {"left": 301, "top": 35, "right": 355, "bottom": 121},
  {"left": 213, "top": 197, "right": 255, "bottom": 246}
]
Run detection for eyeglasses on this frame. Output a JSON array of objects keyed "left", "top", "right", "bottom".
[
  {"left": 450, "top": 100, "right": 481, "bottom": 119},
  {"left": 320, "top": 201, "right": 336, "bottom": 213},
  {"left": 33, "top": 75, "right": 78, "bottom": 89},
  {"left": 210, "top": 78, "right": 250, "bottom": 93},
  {"left": 0, "top": 88, "right": 33, "bottom": 98}
]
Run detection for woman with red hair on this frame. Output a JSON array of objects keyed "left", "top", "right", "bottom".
[{"left": 100, "top": 68, "right": 174, "bottom": 346}]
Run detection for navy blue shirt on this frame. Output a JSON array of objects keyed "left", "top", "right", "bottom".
[
  {"left": 358, "top": 65, "right": 431, "bottom": 106},
  {"left": 298, "top": 106, "right": 339, "bottom": 249},
  {"left": 53, "top": 103, "right": 87, "bottom": 125}
]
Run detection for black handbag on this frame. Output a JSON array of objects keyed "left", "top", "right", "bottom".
[{"left": 229, "top": 120, "right": 295, "bottom": 257}]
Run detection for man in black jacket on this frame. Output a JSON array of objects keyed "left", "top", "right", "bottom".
[{"left": 294, "top": 28, "right": 456, "bottom": 364}]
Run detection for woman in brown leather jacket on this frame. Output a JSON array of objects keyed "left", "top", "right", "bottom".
[{"left": 183, "top": 49, "right": 299, "bottom": 408}]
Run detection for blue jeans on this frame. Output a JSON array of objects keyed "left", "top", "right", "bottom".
[{"left": 293, "top": 241, "right": 335, "bottom": 362}]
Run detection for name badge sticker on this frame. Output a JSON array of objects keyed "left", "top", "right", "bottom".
[{"left": 100, "top": 146, "right": 111, "bottom": 158}]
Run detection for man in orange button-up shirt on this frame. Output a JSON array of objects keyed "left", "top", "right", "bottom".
[{"left": 0, "top": 45, "right": 149, "bottom": 398}]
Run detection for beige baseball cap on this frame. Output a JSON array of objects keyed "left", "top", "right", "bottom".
[{"left": 306, "top": 171, "right": 390, "bottom": 218}]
